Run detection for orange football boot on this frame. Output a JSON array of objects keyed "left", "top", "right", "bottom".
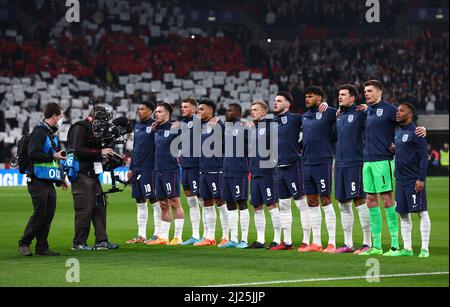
[
  {"left": 323, "top": 244, "right": 337, "bottom": 253},
  {"left": 194, "top": 238, "right": 217, "bottom": 246}
]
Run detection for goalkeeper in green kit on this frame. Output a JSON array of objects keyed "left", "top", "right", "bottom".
[{"left": 358, "top": 81, "right": 426, "bottom": 256}]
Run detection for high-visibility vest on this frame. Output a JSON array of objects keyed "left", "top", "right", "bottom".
[
  {"left": 30, "top": 126, "right": 62, "bottom": 181},
  {"left": 61, "top": 152, "right": 80, "bottom": 182},
  {"left": 440, "top": 150, "right": 449, "bottom": 166}
]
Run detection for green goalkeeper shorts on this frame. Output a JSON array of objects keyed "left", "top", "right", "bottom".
[{"left": 363, "top": 160, "right": 395, "bottom": 194}]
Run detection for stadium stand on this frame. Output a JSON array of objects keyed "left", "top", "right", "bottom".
[
  {"left": 0, "top": 70, "right": 279, "bottom": 158},
  {"left": 0, "top": 0, "right": 448, "bottom": 164},
  {"left": 265, "top": 33, "right": 449, "bottom": 113}
]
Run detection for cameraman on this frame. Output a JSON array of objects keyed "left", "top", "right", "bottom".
[
  {"left": 67, "top": 106, "right": 119, "bottom": 251},
  {"left": 18, "top": 102, "right": 67, "bottom": 257}
]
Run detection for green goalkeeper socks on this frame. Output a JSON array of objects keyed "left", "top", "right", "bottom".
[
  {"left": 385, "top": 206, "right": 400, "bottom": 250},
  {"left": 369, "top": 207, "right": 382, "bottom": 249}
]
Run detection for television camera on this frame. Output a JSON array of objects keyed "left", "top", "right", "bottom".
[{"left": 88, "top": 99, "right": 133, "bottom": 195}]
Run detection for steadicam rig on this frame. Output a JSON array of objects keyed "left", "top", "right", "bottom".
[{"left": 88, "top": 97, "right": 133, "bottom": 195}]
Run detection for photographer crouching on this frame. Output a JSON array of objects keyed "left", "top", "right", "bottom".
[{"left": 66, "top": 106, "right": 120, "bottom": 251}]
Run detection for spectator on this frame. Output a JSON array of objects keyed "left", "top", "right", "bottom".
[
  {"left": 425, "top": 91, "right": 437, "bottom": 114},
  {"left": 427, "top": 144, "right": 440, "bottom": 176},
  {"left": 265, "top": 8, "right": 276, "bottom": 25},
  {"left": 0, "top": 0, "right": 447, "bottom": 164},
  {"left": 3, "top": 1, "right": 448, "bottom": 114},
  {"left": 264, "top": 34, "right": 449, "bottom": 111},
  {"left": 440, "top": 143, "right": 449, "bottom": 174}
]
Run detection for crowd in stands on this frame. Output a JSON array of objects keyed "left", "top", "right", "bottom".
[
  {"left": 259, "top": 0, "right": 448, "bottom": 28},
  {"left": 260, "top": 0, "right": 399, "bottom": 28},
  {"left": 2, "top": 0, "right": 251, "bottom": 85},
  {"left": 257, "top": 32, "right": 449, "bottom": 113},
  {"left": 0, "top": 69, "right": 279, "bottom": 163},
  {"left": 2, "top": 0, "right": 447, "bottom": 113},
  {"left": 0, "top": 34, "right": 247, "bottom": 82},
  {"left": 0, "top": 0, "right": 449, "bottom": 163}
]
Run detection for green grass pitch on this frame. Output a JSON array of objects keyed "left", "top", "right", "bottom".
[{"left": 0, "top": 177, "right": 448, "bottom": 287}]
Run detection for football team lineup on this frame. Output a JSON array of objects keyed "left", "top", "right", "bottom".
[
  {"left": 1, "top": 0, "right": 448, "bottom": 291},
  {"left": 0, "top": 177, "right": 448, "bottom": 287},
  {"left": 110, "top": 86, "right": 433, "bottom": 257},
  {"left": 4, "top": 84, "right": 448, "bottom": 287}
]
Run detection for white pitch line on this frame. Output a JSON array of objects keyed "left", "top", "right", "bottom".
[{"left": 203, "top": 272, "right": 449, "bottom": 287}]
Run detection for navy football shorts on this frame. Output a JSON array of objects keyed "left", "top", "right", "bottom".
[
  {"left": 395, "top": 181, "right": 427, "bottom": 214},
  {"left": 277, "top": 160, "right": 304, "bottom": 199},
  {"left": 250, "top": 174, "right": 278, "bottom": 206},
  {"left": 199, "top": 172, "right": 222, "bottom": 200},
  {"left": 131, "top": 169, "right": 156, "bottom": 202},
  {"left": 221, "top": 174, "right": 249, "bottom": 202},
  {"left": 303, "top": 163, "right": 333, "bottom": 196},
  {"left": 155, "top": 171, "right": 180, "bottom": 201},
  {"left": 334, "top": 166, "right": 365, "bottom": 201},
  {"left": 181, "top": 167, "right": 200, "bottom": 196}
]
